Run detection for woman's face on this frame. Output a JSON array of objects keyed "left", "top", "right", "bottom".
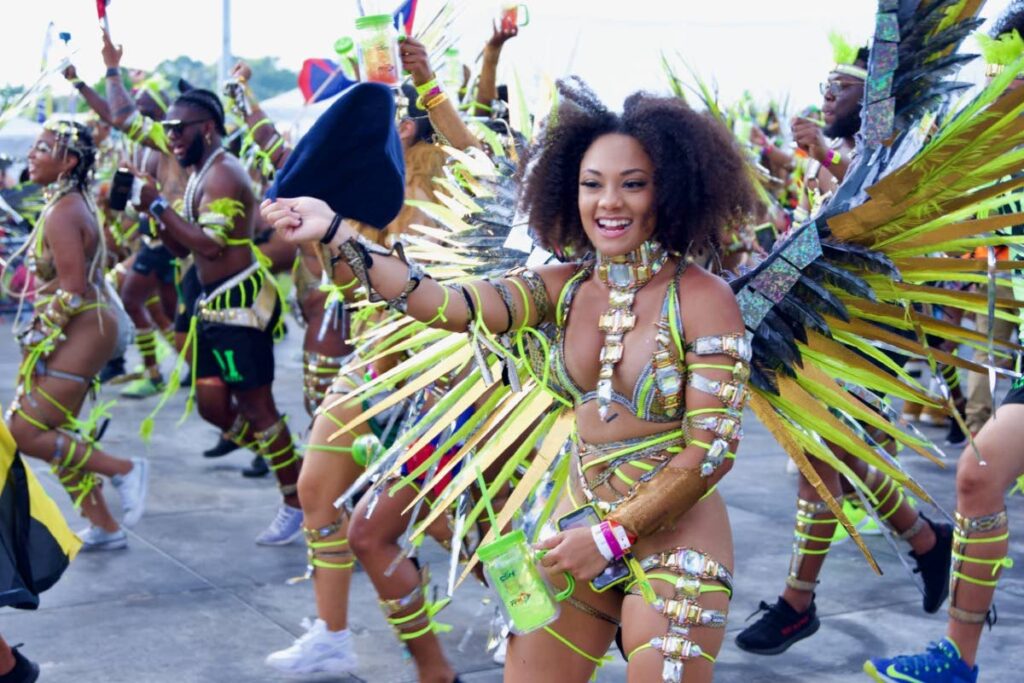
[
  {"left": 578, "top": 133, "right": 657, "bottom": 257},
  {"left": 26, "top": 130, "right": 76, "bottom": 185}
]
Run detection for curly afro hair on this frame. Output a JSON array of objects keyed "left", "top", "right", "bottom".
[{"left": 518, "top": 78, "right": 757, "bottom": 257}]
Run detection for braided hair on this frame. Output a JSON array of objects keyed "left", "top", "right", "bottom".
[
  {"left": 43, "top": 119, "right": 97, "bottom": 192},
  {"left": 174, "top": 88, "right": 228, "bottom": 135}
]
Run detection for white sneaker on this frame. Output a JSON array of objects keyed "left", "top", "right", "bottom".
[
  {"left": 111, "top": 457, "right": 149, "bottom": 528},
  {"left": 265, "top": 618, "right": 358, "bottom": 675},
  {"left": 255, "top": 504, "right": 303, "bottom": 546},
  {"left": 78, "top": 525, "right": 128, "bottom": 551},
  {"left": 492, "top": 636, "right": 508, "bottom": 665}
]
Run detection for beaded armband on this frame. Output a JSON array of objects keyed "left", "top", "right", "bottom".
[
  {"left": 124, "top": 111, "right": 170, "bottom": 154},
  {"left": 197, "top": 198, "right": 246, "bottom": 247},
  {"left": 684, "top": 333, "right": 751, "bottom": 477},
  {"left": 505, "top": 266, "right": 550, "bottom": 324},
  {"left": 335, "top": 236, "right": 427, "bottom": 313}
]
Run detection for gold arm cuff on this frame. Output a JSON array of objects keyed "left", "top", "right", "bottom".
[{"left": 607, "top": 466, "right": 708, "bottom": 538}]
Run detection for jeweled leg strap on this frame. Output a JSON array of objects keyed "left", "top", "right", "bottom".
[
  {"left": 253, "top": 416, "right": 300, "bottom": 473},
  {"left": 379, "top": 567, "right": 452, "bottom": 643},
  {"left": 223, "top": 414, "right": 254, "bottom": 449},
  {"left": 626, "top": 547, "right": 730, "bottom": 681},
  {"left": 298, "top": 514, "right": 354, "bottom": 581},
  {"left": 787, "top": 498, "right": 837, "bottom": 592},
  {"left": 50, "top": 430, "right": 99, "bottom": 507},
  {"left": 949, "top": 509, "right": 1012, "bottom": 625},
  {"left": 302, "top": 351, "right": 347, "bottom": 417}
]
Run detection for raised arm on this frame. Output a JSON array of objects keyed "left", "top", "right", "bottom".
[
  {"left": 63, "top": 65, "right": 114, "bottom": 124},
  {"left": 473, "top": 23, "right": 517, "bottom": 117},
  {"left": 225, "top": 61, "right": 292, "bottom": 174},
  {"left": 261, "top": 196, "right": 555, "bottom": 334},
  {"left": 399, "top": 38, "right": 479, "bottom": 151},
  {"left": 100, "top": 30, "right": 168, "bottom": 153}
]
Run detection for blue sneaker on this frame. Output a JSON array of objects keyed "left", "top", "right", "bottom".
[{"left": 864, "top": 638, "right": 978, "bottom": 682}]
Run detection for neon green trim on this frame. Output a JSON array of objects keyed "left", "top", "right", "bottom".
[{"left": 542, "top": 626, "right": 612, "bottom": 669}]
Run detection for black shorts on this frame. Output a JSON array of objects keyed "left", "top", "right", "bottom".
[
  {"left": 193, "top": 268, "right": 280, "bottom": 390},
  {"left": 173, "top": 264, "right": 202, "bottom": 334},
  {"left": 194, "top": 306, "right": 279, "bottom": 390},
  {"left": 132, "top": 241, "right": 176, "bottom": 284}
]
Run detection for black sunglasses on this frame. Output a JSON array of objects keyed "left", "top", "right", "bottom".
[{"left": 163, "top": 118, "right": 210, "bottom": 135}]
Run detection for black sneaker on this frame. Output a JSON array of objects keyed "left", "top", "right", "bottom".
[
  {"left": 242, "top": 454, "right": 270, "bottom": 478},
  {"left": 97, "top": 356, "right": 126, "bottom": 384},
  {"left": 0, "top": 645, "right": 40, "bottom": 683},
  {"left": 735, "top": 596, "right": 820, "bottom": 655},
  {"left": 945, "top": 419, "right": 966, "bottom": 446},
  {"left": 911, "top": 513, "right": 953, "bottom": 614},
  {"left": 203, "top": 436, "right": 240, "bottom": 458}
]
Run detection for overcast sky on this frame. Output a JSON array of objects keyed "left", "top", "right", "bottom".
[{"left": 0, "top": 0, "right": 1013, "bottom": 115}]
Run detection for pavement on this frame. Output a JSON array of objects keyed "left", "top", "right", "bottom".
[{"left": 1, "top": 325, "right": 1021, "bottom": 683}]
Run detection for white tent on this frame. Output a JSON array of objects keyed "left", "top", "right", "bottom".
[
  {"left": 259, "top": 87, "right": 344, "bottom": 142},
  {"left": 0, "top": 117, "right": 43, "bottom": 161}
]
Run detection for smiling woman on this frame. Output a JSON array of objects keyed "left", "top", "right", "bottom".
[{"left": 260, "top": 76, "right": 758, "bottom": 682}]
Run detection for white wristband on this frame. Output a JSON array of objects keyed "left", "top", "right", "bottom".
[{"left": 590, "top": 524, "right": 615, "bottom": 563}]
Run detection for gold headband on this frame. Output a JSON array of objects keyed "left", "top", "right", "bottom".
[
  {"left": 42, "top": 120, "right": 91, "bottom": 157},
  {"left": 833, "top": 64, "right": 868, "bottom": 80}
]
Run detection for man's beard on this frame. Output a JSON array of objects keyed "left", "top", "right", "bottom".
[
  {"left": 824, "top": 109, "right": 861, "bottom": 140},
  {"left": 179, "top": 135, "right": 205, "bottom": 168}
]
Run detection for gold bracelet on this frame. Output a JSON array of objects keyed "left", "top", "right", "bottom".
[{"left": 424, "top": 92, "right": 449, "bottom": 111}]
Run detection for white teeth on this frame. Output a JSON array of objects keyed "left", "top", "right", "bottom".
[{"left": 598, "top": 219, "right": 630, "bottom": 229}]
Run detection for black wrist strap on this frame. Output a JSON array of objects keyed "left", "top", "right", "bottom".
[
  {"left": 105, "top": 66, "right": 120, "bottom": 78},
  {"left": 320, "top": 213, "right": 343, "bottom": 244}
]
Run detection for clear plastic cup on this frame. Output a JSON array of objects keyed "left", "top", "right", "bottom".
[
  {"left": 355, "top": 14, "right": 401, "bottom": 86},
  {"left": 478, "top": 529, "right": 572, "bottom": 635},
  {"left": 499, "top": 2, "right": 530, "bottom": 32}
]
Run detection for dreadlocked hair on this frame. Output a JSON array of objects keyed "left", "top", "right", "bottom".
[
  {"left": 517, "top": 78, "right": 757, "bottom": 258},
  {"left": 174, "top": 88, "right": 227, "bottom": 135},
  {"left": 43, "top": 119, "right": 96, "bottom": 192}
]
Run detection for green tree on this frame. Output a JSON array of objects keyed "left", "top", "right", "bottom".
[
  {"left": 148, "top": 55, "right": 297, "bottom": 100},
  {"left": 238, "top": 56, "right": 296, "bottom": 100},
  {"left": 0, "top": 85, "right": 27, "bottom": 111}
]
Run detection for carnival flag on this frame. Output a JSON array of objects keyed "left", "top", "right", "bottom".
[
  {"left": 0, "top": 421, "right": 81, "bottom": 609},
  {"left": 298, "top": 59, "right": 356, "bottom": 103},
  {"left": 393, "top": 0, "right": 418, "bottom": 36},
  {"left": 96, "top": 0, "right": 111, "bottom": 36}
]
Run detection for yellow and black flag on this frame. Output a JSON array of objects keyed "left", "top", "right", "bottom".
[{"left": 0, "top": 421, "right": 80, "bottom": 609}]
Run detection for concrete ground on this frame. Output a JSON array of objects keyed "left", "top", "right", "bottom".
[{"left": 1, "top": 326, "right": 1021, "bottom": 683}]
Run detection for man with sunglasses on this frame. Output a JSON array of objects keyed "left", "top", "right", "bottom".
[
  {"left": 122, "top": 85, "right": 305, "bottom": 547},
  {"left": 789, "top": 47, "right": 867, "bottom": 209}
]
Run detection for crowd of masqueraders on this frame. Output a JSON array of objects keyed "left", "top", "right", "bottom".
[{"left": 4, "top": 2, "right": 1024, "bottom": 682}]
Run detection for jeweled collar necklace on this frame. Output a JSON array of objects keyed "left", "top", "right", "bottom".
[{"left": 593, "top": 240, "right": 669, "bottom": 420}]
